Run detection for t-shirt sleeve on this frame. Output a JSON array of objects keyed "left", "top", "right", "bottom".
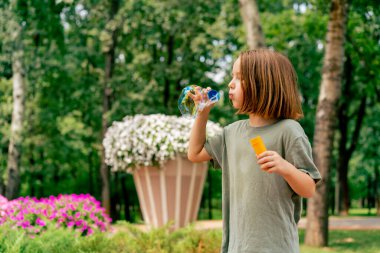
[
  {"left": 204, "top": 129, "right": 224, "bottom": 169},
  {"left": 285, "top": 136, "right": 322, "bottom": 183}
]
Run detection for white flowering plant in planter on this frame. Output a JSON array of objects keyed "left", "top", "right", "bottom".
[{"left": 103, "top": 114, "right": 222, "bottom": 172}]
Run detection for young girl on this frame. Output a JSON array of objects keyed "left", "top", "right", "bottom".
[{"left": 188, "top": 49, "right": 321, "bottom": 253}]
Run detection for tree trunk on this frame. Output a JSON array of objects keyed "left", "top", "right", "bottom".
[
  {"left": 375, "top": 165, "right": 380, "bottom": 216},
  {"left": 305, "top": 0, "right": 347, "bottom": 247},
  {"left": 367, "top": 174, "right": 372, "bottom": 214},
  {"left": 110, "top": 172, "right": 120, "bottom": 221},
  {"left": 120, "top": 173, "right": 131, "bottom": 221},
  {"left": 239, "top": 0, "right": 265, "bottom": 49},
  {"left": 336, "top": 52, "right": 352, "bottom": 215},
  {"left": 336, "top": 52, "right": 367, "bottom": 216},
  {"left": 100, "top": 0, "right": 120, "bottom": 215},
  {"left": 100, "top": 48, "right": 113, "bottom": 216},
  {"left": 6, "top": 48, "right": 25, "bottom": 200}
]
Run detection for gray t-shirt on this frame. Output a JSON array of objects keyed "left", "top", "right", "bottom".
[{"left": 205, "top": 119, "right": 321, "bottom": 253}]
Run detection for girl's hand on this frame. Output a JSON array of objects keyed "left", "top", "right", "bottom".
[
  {"left": 256, "top": 151, "right": 291, "bottom": 176},
  {"left": 187, "top": 86, "right": 214, "bottom": 111}
]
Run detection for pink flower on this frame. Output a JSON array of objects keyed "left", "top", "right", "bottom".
[
  {"left": 74, "top": 212, "right": 81, "bottom": 219},
  {"left": 0, "top": 195, "right": 7, "bottom": 205},
  {"left": 36, "top": 218, "right": 46, "bottom": 227},
  {"left": 87, "top": 228, "right": 94, "bottom": 236},
  {"left": 0, "top": 194, "right": 111, "bottom": 236},
  {"left": 19, "top": 220, "right": 31, "bottom": 228},
  {"left": 49, "top": 211, "right": 57, "bottom": 220}
]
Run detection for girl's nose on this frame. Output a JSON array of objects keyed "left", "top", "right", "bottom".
[{"left": 228, "top": 81, "right": 233, "bottom": 89}]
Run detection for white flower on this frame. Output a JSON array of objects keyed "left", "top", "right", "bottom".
[{"left": 103, "top": 114, "right": 222, "bottom": 172}]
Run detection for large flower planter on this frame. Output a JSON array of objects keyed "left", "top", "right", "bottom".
[
  {"left": 103, "top": 114, "right": 221, "bottom": 229},
  {"left": 133, "top": 156, "right": 207, "bottom": 229}
]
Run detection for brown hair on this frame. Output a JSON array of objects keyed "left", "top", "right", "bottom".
[{"left": 238, "top": 49, "right": 303, "bottom": 120}]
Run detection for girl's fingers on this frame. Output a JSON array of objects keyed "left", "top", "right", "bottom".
[
  {"left": 258, "top": 155, "right": 277, "bottom": 164},
  {"left": 257, "top": 156, "right": 272, "bottom": 164},
  {"left": 257, "top": 151, "right": 270, "bottom": 159},
  {"left": 261, "top": 162, "right": 275, "bottom": 171}
]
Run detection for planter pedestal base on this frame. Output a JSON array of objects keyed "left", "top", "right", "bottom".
[{"left": 133, "top": 157, "right": 207, "bottom": 229}]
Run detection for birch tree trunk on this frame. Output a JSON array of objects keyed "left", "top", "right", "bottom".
[
  {"left": 239, "top": 0, "right": 265, "bottom": 49},
  {"left": 6, "top": 48, "right": 25, "bottom": 199},
  {"left": 305, "top": 0, "right": 348, "bottom": 246}
]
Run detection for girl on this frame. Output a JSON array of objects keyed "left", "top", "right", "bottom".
[{"left": 188, "top": 49, "right": 321, "bottom": 253}]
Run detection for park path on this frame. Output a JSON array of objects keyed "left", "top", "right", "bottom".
[{"left": 194, "top": 217, "right": 380, "bottom": 230}]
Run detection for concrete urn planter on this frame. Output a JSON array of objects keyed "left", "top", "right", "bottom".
[{"left": 133, "top": 156, "right": 207, "bottom": 229}]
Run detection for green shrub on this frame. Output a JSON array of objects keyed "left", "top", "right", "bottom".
[{"left": 0, "top": 222, "right": 222, "bottom": 253}]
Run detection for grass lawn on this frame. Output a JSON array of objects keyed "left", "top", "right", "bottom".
[
  {"left": 347, "top": 208, "right": 378, "bottom": 217},
  {"left": 299, "top": 229, "right": 380, "bottom": 253}
]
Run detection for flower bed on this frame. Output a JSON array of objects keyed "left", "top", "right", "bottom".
[
  {"left": 0, "top": 194, "right": 111, "bottom": 236},
  {"left": 103, "top": 114, "right": 222, "bottom": 172}
]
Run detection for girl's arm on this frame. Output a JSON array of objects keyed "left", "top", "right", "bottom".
[
  {"left": 187, "top": 108, "right": 212, "bottom": 162},
  {"left": 280, "top": 163, "right": 316, "bottom": 198},
  {"left": 257, "top": 151, "right": 316, "bottom": 198}
]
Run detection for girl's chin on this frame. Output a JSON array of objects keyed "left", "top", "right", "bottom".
[
  {"left": 229, "top": 99, "right": 241, "bottom": 109},
  {"left": 232, "top": 102, "right": 241, "bottom": 109}
]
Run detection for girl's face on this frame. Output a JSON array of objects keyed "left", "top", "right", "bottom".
[{"left": 228, "top": 57, "right": 244, "bottom": 109}]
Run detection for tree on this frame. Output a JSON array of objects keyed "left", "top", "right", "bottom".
[
  {"left": 305, "top": 0, "right": 348, "bottom": 246},
  {"left": 239, "top": 0, "right": 265, "bottom": 49},
  {"left": 335, "top": 53, "right": 366, "bottom": 215},
  {"left": 3, "top": 0, "right": 26, "bottom": 199},
  {"left": 333, "top": 0, "right": 380, "bottom": 215},
  {"left": 99, "top": 0, "right": 122, "bottom": 215},
  {"left": 6, "top": 44, "right": 25, "bottom": 200}
]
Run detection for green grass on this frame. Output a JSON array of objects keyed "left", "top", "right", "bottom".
[
  {"left": 302, "top": 209, "right": 379, "bottom": 218},
  {"left": 299, "top": 230, "right": 380, "bottom": 253},
  {"left": 347, "top": 208, "right": 378, "bottom": 217}
]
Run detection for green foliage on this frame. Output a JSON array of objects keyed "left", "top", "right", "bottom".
[
  {"left": 0, "top": 0, "right": 379, "bottom": 219},
  {"left": 1, "top": 223, "right": 380, "bottom": 253},
  {"left": 261, "top": 8, "right": 327, "bottom": 138},
  {"left": 0, "top": 222, "right": 222, "bottom": 253}
]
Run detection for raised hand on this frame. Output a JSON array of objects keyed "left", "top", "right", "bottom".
[{"left": 187, "top": 86, "right": 213, "bottom": 112}]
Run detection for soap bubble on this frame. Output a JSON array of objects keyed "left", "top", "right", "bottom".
[{"left": 178, "top": 85, "right": 220, "bottom": 117}]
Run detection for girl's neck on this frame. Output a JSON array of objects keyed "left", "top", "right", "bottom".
[{"left": 248, "top": 114, "right": 278, "bottom": 127}]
